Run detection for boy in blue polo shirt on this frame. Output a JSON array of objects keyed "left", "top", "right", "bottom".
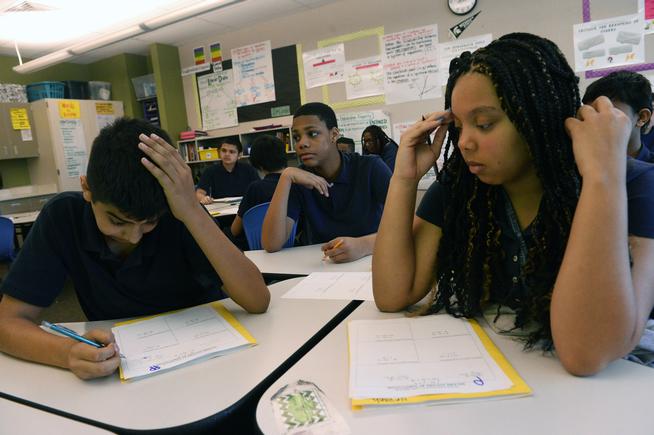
[
  {"left": 582, "top": 71, "right": 654, "bottom": 163},
  {"left": 262, "top": 102, "right": 392, "bottom": 263},
  {"left": 231, "top": 134, "right": 287, "bottom": 241},
  {"left": 195, "top": 137, "right": 260, "bottom": 204},
  {"left": 0, "top": 118, "right": 269, "bottom": 380}
]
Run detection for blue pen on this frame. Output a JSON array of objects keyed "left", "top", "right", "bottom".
[{"left": 41, "top": 321, "right": 124, "bottom": 358}]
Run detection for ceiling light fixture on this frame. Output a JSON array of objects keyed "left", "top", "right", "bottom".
[{"left": 13, "top": 0, "right": 243, "bottom": 74}]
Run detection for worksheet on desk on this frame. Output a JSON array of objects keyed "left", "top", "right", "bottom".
[
  {"left": 348, "top": 315, "right": 513, "bottom": 399},
  {"left": 112, "top": 304, "right": 255, "bottom": 380},
  {"left": 282, "top": 272, "right": 374, "bottom": 301}
]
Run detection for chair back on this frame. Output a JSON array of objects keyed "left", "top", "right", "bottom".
[
  {"left": 0, "top": 216, "right": 16, "bottom": 261},
  {"left": 242, "top": 202, "right": 297, "bottom": 250}
]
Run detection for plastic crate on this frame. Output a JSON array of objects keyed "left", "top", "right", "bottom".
[
  {"left": 89, "top": 81, "right": 111, "bottom": 100},
  {"left": 26, "top": 81, "right": 65, "bottom": 101},
  {"left": 131, "top": 74, "right": 156, "bottom": 101},
  {"left": 26, "top": 81, "right": 65, "bottom": 102},
  {"left": 63, "top": 80, "right": 89, "bottom": 99}
]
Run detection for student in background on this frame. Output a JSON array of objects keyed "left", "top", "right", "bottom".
[
  {"left": 262, "top": 102, "right": 392, "bottom": 263},
  {"left": 361, "top": 125, "right": 399, "bottom": 171},
  {"left": 0, "top": 118, "right": 269, "bottom": 380},
  {"left": 582, "top": 71, "right": 654, "bottom": 163},
  {"left": 373, "top": 33, "right": 654, "bottom": 375},
  {"left": 231, "top": 134, "right": 287, "bottom": 240},
  {"left": 195, "top": 137, "right": 260, "bottom": 204},
  {"left": 336, "top": 136, "right": 356, "bottom": 154}
]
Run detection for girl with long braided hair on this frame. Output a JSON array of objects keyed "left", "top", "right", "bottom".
[
  {"left": 362, "top": 124, "right": 399, "bottom": 171},
  {"left": 373, "top": 33, "right": 654, "bottom": 375}
]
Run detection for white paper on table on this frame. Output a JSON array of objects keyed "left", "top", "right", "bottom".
[
  {"left": 213, "top": 196, "right": 243, "bottom": 203},
  {"left": 112, "top": 304, "right": 254, "bottom": 380},
  {"left": 282, "top": 272, "right": 374, "bottom": 301},
  {"left": 348, "top": 315, "right": 512, "bottom": 399}
]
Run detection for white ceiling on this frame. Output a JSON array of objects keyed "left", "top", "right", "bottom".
[{"left": 0, "top": 0, "right": 337, "bottom": 64}]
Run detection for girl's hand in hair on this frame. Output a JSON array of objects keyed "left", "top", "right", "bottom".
[
  {"left": 565, "top": 96, "right": 631, "bottom": 181},
  {"left": 394, "top": 111, "right": 451, "bottom": 182}
]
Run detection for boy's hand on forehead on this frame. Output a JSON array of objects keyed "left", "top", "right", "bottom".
[
  {"left": 138, "top": 133, "right": 201, "bottom": 221},
  {"left": 565, "top": 96, "right": 630, "bottom": 180}
]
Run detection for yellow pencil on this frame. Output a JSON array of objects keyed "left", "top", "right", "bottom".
[{"left": 322, "top": 239, "right": 344, "bottom": 261}]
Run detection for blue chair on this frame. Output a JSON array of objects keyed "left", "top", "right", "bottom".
[
  {"left": 242, "top": 202, "right": 297, "bottom": 250},
  {"left": 0, "top": 216, "right": 16, "bottom": 262}
]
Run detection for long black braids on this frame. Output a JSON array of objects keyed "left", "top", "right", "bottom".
[{"left": 429, "top": 33, "right": 582, "bottom": 348}]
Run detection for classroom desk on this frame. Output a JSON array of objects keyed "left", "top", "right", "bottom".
[
  {"left": 245, "top": 244, "right": 372, "bottom": 276},
  {"left": 256, "top": 301, "right": 654, "bottom": 435},
  {"left": 5, "top": 210, "right": 40, "bottom": 225},
  {"left": 0, "top": 397, "right": 111, "bottom": 435},
  {"left": 205, "top": 201, "right": 240, "bottom": 217},
  {"left": 0, "top": 278, "right": 356, "bottom": 433}
]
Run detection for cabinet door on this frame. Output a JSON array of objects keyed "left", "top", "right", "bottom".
[{"left": 0, "top": 102, "right": 39, "bottom": 159}]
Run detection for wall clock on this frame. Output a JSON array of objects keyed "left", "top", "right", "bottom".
[{"left": 448, "top": 0, "right": 477, "bottom": 15}]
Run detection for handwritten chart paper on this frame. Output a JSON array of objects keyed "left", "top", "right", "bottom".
[
  {"left": 336, "top": 110, "right": 391, "bottom": 154},
  {"left": 439, "top": 34, "right": 492, "bottom": 86},
  {"left": 282, "top": 272, "right": 374, "bottom": 301},
  {"left": 198, "top": 70, "right": 238, "bottom": 130},
  {"left": 113, "top": 303, "right": 255, "bottom": 380},
  {"left": 59, "top": 119, "right": 87, "bottom": 179},
  {"left": 344, "top": 56, "right": 384, "bottom": 100},
  {"left": 348, "top": 316, "right": 531, "bottom": 406},
  {"left": 382, "top": 24, "right": 441, "bottom": 105},
  {"left": 573, "top": 14, "right": 644, "bottom": 72},
  {"left": 303, "top": 43, "right": 346, "bottom": 89},
  {"left": 232, "top": 40, "right": 276, "bottom": 107}
]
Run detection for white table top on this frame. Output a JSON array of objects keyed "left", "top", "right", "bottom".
[
  {"left": 245, "top": 244, "right": 372, "bottom": 275},
  {"left": 0, "top": 278, "right": 351, "bottom": 431},
  {"left": 257, "top": 301, "right": 654, "bottom": 435},
  {"left": 0, "top": 398, "right": 111, "bottom": 435}
]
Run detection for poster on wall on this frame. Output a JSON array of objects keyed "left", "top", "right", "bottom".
[
  {"left": 95, "top": 102, "right": 116, "bottom": 131},
  {"left": 639, "top": 0, "right": 654, "bottom": 34},
  {"left": 198, "top": 70, "right": 238, "bottom": 130},
  {"left": 344, "top": 56, "right": 384, "bottom": 100},
  {"left": 573, "top": 13, "right": 644, "bottom": 72},
  {"left": 302, "top": 43, "right": 346, "bottom": 89},
  {"left": 336, "top": 110, "right": 391, "bottom": 154},
  {"left": 210, "top": 42, "right": 223, "bottom": 72},
  {"left": 439, "top": 34, "right": 492, "bottom": 86},
  {"left": 382, "top": 24, "right": 441, "bottom": 105},
  {"left": 231, "top": 40, "right": 276, "bottom": 107},
  {"left": 59, "top": 119, "right": 87, "bottom": 179}
]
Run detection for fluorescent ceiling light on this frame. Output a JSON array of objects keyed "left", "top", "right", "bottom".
[{"left": 12, "top": 0, "right": 242, "bottom": 74}]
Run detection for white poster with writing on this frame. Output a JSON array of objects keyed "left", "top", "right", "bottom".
[
  {"left": 198, "top": 70, "right": 238, "bottom": 130},
  {"left": 573, "top": 14, "right": 644, "bottom": 72},
  {"left": 336, "top": 110, "right": 391, "bottom": 154},
  {"left": 231, "top": 40, "right": 276, "bottom": 107},
  {"left": 344, "top": 56, "right": 384, "bottom": 100},
  {"left": 439, "top": 33, "right": 492, "bottom": 86},
  {"left": 303, "top": 43, "right": 346, "bottom": 89},
  {"left": 59, "top": 119, "right": 87, "bottom": 179},
  {"left": 382, "top": 24, "right": 441, "bottom": 105}
]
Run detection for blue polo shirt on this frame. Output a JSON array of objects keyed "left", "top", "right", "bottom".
[
  {"left": 197, "top": 160, "right": 260, "bottom": 198},
  {"left": 237, "top": 173, "right": 281, "bottom": 217},
  {"left": 363, "top": 140, "right": 398, "bottom": 172},
  {"left": 416, "top": 158, "right": 654, "bottom": 309},
  {"left": 1, "top": 193, "right": 223, "bottom": 321},
  {"left": 636, "top": 144, "right": 654, "bottom": 163},
  {"left": 287, "top": 152, "right": 391, "bottom": 244}
]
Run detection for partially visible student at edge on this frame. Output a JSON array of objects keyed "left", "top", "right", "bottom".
[
  {"left": 262, "top": 102, "right": 392, "bottom": 263},
  {"left": 195, "top": 137, "right": 260, "bottom": 204},
  {"left": 231, "top": 134, "right": 287, "bottom": 244},
  {"left": 361, "top": 124, "right": 398, "bottom": 171},
  {"left": 582, "top": 70, "right": 654, "bottom": 163},
  {"left": 373, "top": 33, "right": 654, "bottom": 376},
  {"left": 336, "top": 136, "right": 356, "bottom": 154},
  {"left": 0, "top": 118, "right": 270, "bottom": 380}
]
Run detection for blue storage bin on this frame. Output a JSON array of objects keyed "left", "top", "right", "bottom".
[{"left": 26, "top": 81, "right": 65, "bottom": 102}]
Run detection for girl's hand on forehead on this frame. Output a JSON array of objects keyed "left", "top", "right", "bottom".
[
  {"left": 393, "top": 110, "right": 451, "bottom": 182},
  {"left": 565, "top": 96, "right": 630, "bottom": 181}
]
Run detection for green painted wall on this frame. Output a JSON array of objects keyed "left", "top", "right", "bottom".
[
  {"left": 88, "top": 53, "right": 149, "bottom": 118},
  {"left": 150, "top": 43, "right": 187, "bottom": 142}
]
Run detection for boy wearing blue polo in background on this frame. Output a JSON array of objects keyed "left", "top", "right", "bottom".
[
  {"left": 0, "top": 118, "right": 269, "bottom": 380},
  {"left": 195, "top": 137, "right": 260, "bottom": 204},
  {"left": 262, "top": 102, "right": 391, "bottom": 263}
]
